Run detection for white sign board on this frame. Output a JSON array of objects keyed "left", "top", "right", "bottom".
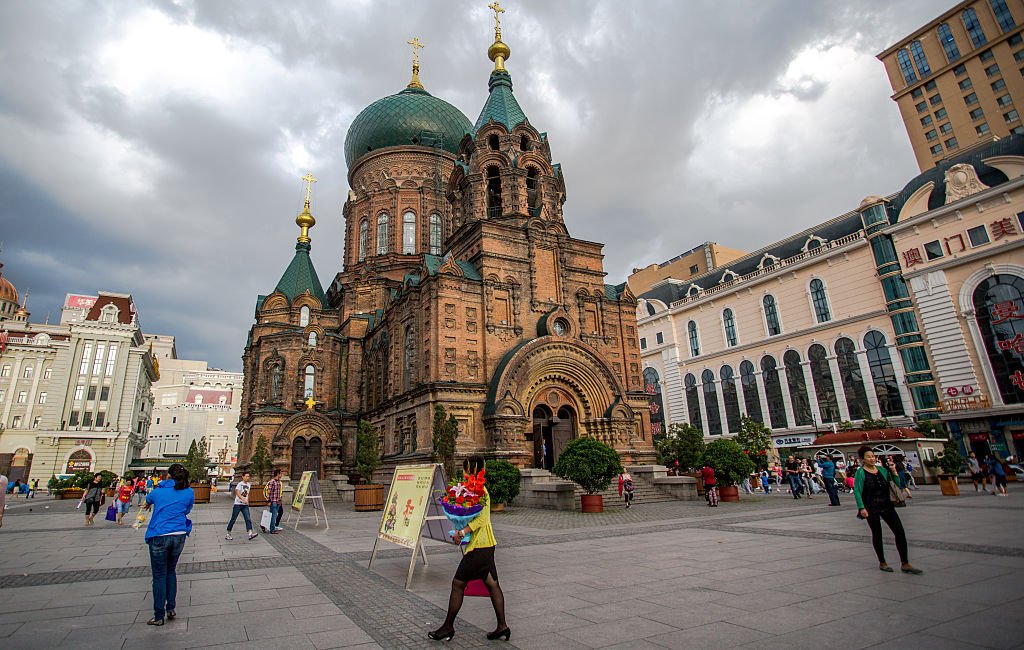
[{"left": 772, "top": 434, "right": 816, "bottom": 448}]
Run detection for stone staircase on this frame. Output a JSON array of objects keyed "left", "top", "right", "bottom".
[
  {"left": 514, "top": 466, "right": 698, "bottom": 511},
  {"left": 573, "top": 477, "right": 677, "bottom": 509}
]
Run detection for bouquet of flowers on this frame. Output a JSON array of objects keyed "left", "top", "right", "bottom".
[{"left": 438, "top": 469, "right": 487, "bottom": 545}]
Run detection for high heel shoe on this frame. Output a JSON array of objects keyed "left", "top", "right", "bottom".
[
  {"left": 486, "top": 627, "right": 511, "bottom": 641},
  {"left": 427, "top": 627, "right": 455, "bottom": 641}
]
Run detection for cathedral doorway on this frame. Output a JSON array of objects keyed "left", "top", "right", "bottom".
[
  {"left": 290, "top": 435, "right": 322, "bottom": 480},
  {"left": 531, "top": 404, "right": 577, "bottom": 470}
]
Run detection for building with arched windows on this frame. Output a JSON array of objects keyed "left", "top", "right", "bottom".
[
  {"left": 237, "top": 12, "right": 654, "bottom": 484},
  {"left": 636, "top": 136, "right": 1024, "bottom": 461}
]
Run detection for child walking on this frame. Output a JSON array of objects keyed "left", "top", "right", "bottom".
[{"left": 618, "top": 471, "right": 635, "bottom": 508}]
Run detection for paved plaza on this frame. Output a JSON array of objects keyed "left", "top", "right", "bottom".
[{"left": 0, "top": 486, "right": 1022, "bottom": 649}]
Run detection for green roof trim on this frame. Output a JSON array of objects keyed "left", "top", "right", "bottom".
[
  {"left": 274, "top": 242, "right": 326, "bottom": 305},
  {"left": 473, "top": 70, "right": 528, "bottom": 134},
  {"left": 422, "top": 253, "right": 483, "bottom": 281}
]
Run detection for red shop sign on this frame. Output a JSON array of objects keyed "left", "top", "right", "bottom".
[
  {"left": 1012, "top": 431, "right": 1024, "bottom": 440},
  {"left": 968, "top": 433, "right": 990, "bottom": 442}
]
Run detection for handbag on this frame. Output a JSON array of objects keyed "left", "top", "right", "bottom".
[
  {"left": 260, "top": 508, "right": 273, "bottom": 532},
  {"left": 465, "top": 579, "right": 490, "bottom": 597},
  {"left": 105, "top": 504, "right": 118, "bottom": 521},
  {"left": 887, "top": 472, "right": 907, "bottom": 508}
]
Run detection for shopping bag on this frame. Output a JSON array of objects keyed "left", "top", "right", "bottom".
[
  {"left": 465, "top": 579, "right": 490, "bottom": 597},
  {"left": 105, "top": 504, "right": 118, "bottom": 522},
  {"left": 260, "top": 509, "right": 273, "bottom": 531}
]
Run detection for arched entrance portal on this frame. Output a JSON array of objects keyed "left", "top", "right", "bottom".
[
  {"left": 291, "top": 436, "right": 322, "bottom": 480},
  {"left": 530, "top": 403, "right": 577, "bottom": 469}
]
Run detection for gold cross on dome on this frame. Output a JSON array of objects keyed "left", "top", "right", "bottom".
[
  {"left": 488, "top": 1, "right": 505, "bottom": 33},
  {"left": 305, "top": 396, "right": 317, "bottom": 411},
  {"left": 408, "top": 37, "right": 424, "bottom": 67},
  {"left": 301, "top": 171, "right": 317, "bottom": 205}
]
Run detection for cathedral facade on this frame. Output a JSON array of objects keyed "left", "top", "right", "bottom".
[{"left": 237, "top": 12, "right": 655, "bottom": 481}]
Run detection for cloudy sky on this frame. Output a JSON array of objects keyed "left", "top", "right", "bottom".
[{"left": 0, "top": 0, "right": 950, "bottom": 370}]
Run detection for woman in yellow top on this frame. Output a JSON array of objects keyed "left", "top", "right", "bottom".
[{"left": 429, "top": 455, "right": 509, "bottom": 642}]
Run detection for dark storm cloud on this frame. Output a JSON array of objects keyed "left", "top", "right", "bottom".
[{"left": 0, "top": 0, "right": 953, "bottom": 368}]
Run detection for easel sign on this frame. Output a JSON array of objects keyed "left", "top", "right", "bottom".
[
  {"left": 368, "top": 463, "right": 453, "bottom": 589},
  {"left": 286, "top": 471, "right": 328, "bottom": 531}
]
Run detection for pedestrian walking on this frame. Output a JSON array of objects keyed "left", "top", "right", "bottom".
[
  {"left": 225, "top": 471, "right": 258, "bottom": 541},
  {"left": 819, "top": 455, "right": 841, "bottom": 506},
  {"left": 894, "top": 457, "right": 913, "bottom": 500},
  {"left": 79, "top": 473, "right": 106, "bottom": 525},
  {"left": 853, "top": 445, "right": 922, "bottom": 575},
  {"left": 429, "top": 455, "right": 508, "bottom": 642},
  {"left": 799, "top": 460, "right": 815, "bottom": 499},
  {"left": 115, "top": 479, "right": 134, "bottom": 525},
  {"left": 617, "top": 471, "right": 634, "bottom": 508},
  {"left": 133, "top": 476, "right": 147, "bottom": 506},
  {"left": 904, "top": 458, "right": 917, "bottom": 490},
  {"left": 266, "top": 469, "right": 283, "bottom": 532},
  {"left": 144, "top": 463, "right": 194, "bottom": 626},
  {"left": 0, "top": 471, "right": 7, "bottom": 529},
  {"left": 760, "top": 469, "right": 771, "bottom": 494},
  {"left": 987, "top": 455, "right": 1009, "bottom": 496},
  {"left": 785, "top": 455, "right": 802, "bottom": 498},
  {"left": 741, "top": 472, "right": 754, "bottom": 495},
  {"left": 701, "top": 461, "right": 718, "bottom": 507}
]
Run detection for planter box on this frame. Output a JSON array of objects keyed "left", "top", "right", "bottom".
[
  {"left": 248, "top": 485, "right": 269, "bottom": 507},
  {"left": 580, "top": 494, "right": 603, "bottom": 513},
  {"left": 491, "top": 502, "right": 506, "bottom": 512},
  {"left": 354, "top": 484, "right": 385, "bottom": 511},
  {"left": 58, "top": 488, "right": 85, "bottom": 500},
  {"left": 938, "top": 475, "right": 960, "bottom": 496},
  {"left": 104, "top": 488, "right": 116, "bottom": 498},
  {"left": 191, "top": 483, "right": 212, "bottom": 504},
  {"left": 719, "top": 485, "right": 740, "bottom": 502}
]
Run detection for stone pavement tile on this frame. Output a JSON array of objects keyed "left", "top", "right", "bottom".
[
  {"left": 927, "top": 601, "right": 1024, "bottom": 649},
  {"left": 563, "top": 599, "right": 670, "bottom": 624},
  {"left": 850, "top": 576, "right": 944, "bottom": 601},
  {"left": 278, "top": 585, "right": 323, "bottom": 598},
  {"left": 505, "top": 594, "right": 596, "bottom": 618},
  {"left": 306, "top": 627, "right": 378, "bottom": 649},
  {"left": 123, "top": 618, "right": 248, "bottom": 648},
  {"left": 499, "top": 611, "right": 594, "bottom": 640},
  {"left": 724, "top": 598, "right": 850, "bottom": 635},
  {"left": 0, "top": 604, "right": 84, "bottom": 625},
  {"left": 289, "top": 603, "right": 343, "bottom": 619},
  {"left": 4, "top": 625, "right": 70, "bottom": 649},
  {"left": 0, "top": 621, "right": 23, "bottom": 636},
  {"left": 943, "top": 573, "right": 1024, "bottom": 606},
  {"left": 558, "top": 615, "right": 676, "bottom": 647},
  {"left": 647, "top": 621, "right": 772, "bottom": 650},
  {"left": 204, "top": 635, "right": 316, "bottom": 650},
  {"left": 511, "top": 632, "right": 593, "bottom": 649},
  {"left": 240, "top": 592, "right": 332, "bottom": 611},
  {"left": 189, "top": 587, "right": 281, "bottom": 606},
  {"left": 811, "top": 609, "right": 934, "bottom": 646},
  {"left": 0, "top": 597, "right": 51, "bottom": 613},
  {"left": 866, "top": 632, "right": 992, "bottom": 650},
  {"left": 601, "top": 641, "right": 670, "bottom": 650},
  {"left": 159, "top": 601, "right": 241, "bottom": 619},
  {"left": 244, "top": 612, "right": 357, "bottom": 639},
  {"left": 884, "top": 592, "right": 989, "bottom": 622},
  {"left": 723, "top": 588, "right": 811, "bottom": 613}
]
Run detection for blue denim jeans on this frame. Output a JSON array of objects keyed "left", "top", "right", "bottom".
[
  {"left": 148, "top": 534, "right": 186, "bottom": 620},
  {"left": 269, "top": 503, "right": 281, "bottom": 531},
  {"left": 788, "top": 475, "right": 802, "bottom": 497},
  {"left": 226, "top": 504, "right": 252, "bottom": 532}
]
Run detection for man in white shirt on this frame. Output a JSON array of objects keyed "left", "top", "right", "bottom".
[{"left": 225, "top": 471, "right": 258, "bottom": 541}]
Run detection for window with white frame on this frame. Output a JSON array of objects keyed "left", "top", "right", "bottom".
[
  {"left": 43, "top": 367, "right": 52, "bottom": 379},
  {"left": 402, "top": 211, "right": 417, "bottom": 254},
  {"left": 809, "top": 279, "right": 832, "bottom": 323},
  {"left": 105, "top": 344, "right": 118, "bottom": 376},
  {"left": 308, "top": 331, "right": 317, "bottom": 347},
  {"left": 0, "top": 365, "right": 9, "bottom": 377},
  {"left": 300, "top": 305, "right": 310, "bottom": 327},
  {"left": 304, "top": 365, "right": 315, "bottom": 398},
  {"left": 79, "top": 342, "right": 93, "bottom": 375},
  {"left": 358, "top": 219, "right": 369, "bottom": 261},
  {"left": 429, "top": 213, "right": 442, "bottom": 255},
  {"left": 16, "top": 391, "right": 26, "bottom": 404},
  {"left": 723, "top": 308, "right": 738, "bottom": 347},
  {"left": 74, "top": 385, "right": 84, "bottom": 401},
  {"left": 687, "top": 320, "right": 700, "bottom": 357},
  {"left": 763, "top": 294, "right": 781, "bottom": 335},
  {"left": 38, "top": 392, "right": 46, "bottom": 404},
  {"left": 22, "top": 365, "right": 32, "bottom": 379},
  {"left": 376, "top": 213, "right": 390, "bottom": 255}
]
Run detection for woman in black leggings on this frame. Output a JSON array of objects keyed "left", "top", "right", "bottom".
[{"left": 853, "top": 445, "right": 922, "bottom": 574}]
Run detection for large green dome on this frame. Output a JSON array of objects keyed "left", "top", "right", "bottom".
[{"left": 344, "top": 87, "right": 472, "bottom": 168}]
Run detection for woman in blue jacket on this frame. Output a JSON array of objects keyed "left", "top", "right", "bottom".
[{"left": 144, "top": 463, "right": 194, "bottom": 626}]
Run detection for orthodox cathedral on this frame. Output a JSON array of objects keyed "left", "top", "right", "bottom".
[{"left": 237, "top": 5, "right": 655, "bottom": 481}]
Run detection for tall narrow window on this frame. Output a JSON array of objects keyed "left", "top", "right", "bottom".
[
  {"left": 938, "top": 23, "right": 961, "bottom": 62},
  {"left": 763, "top": 295, "right": 781, "bottom": 335},
  {"left": 303, "top": 365, "right": 315, "bottom": 399},
  {"left": 702, "top": 369, "right": 723, "bottom": 436},
  {"left": 808, "top": 344, "right": 840, "bottom": 423},
  {"left": 93, "top": 343, "right": 105, "bottom": 375},
  {"left": 486, "top": 167, "right": 502, "bottom": 217},
  {"left": 972, "top": 274, "right": 1024, "bottom": 404},
  {"left": 79, "top": 342, "right": 93, "bottom": 375},
  {"left": 784, "top": 350, "right": 813, "bottom": 426},
  {"left": 358, "top": 219, "right": 369, "bottom": 261},
  {"left": 963, "top": 8, "right": 987, "bottom": 47},
  {"left": 761, "top": 356, "right": 788, "bottom": 428},
  {"left": 429, "top": 213, "right": 442, "bottom": 255},
  {"left": 307, "top": 332, "right": 317, "bottom": 347},
  {"left": 300, "top": 306, "right": 310, "bottom": 327},
  {"left": 526, "top": 167, "right": 541, "bottom": 211},
  {"left": 403, "top": 326, "right": 415, "bottom": 391},
  {"left": 687, "top": 320, "right": 700, "bottom": 357},
  {"left": 105, "top": 344, "right": 118, "bottom": 376},
  {"left": 684, "top": 373, "right": 703, "bottom": 432},
  {"left": 909, "top": 40, "right": 931, "bottom": 76},
  {"left": 896, "top": 49, "right": 917, "bottom": 84},
  {"left": 720, "top": 365, "right": 741, "bottom": 433},
  {"left": 644, "top": 367, "right": 666, "bottom": 437},
  {"left": 739, "top": 360, "right": 763, "bottom": 424},
  {"left": 402, "top": 211, "right": 417, "bottom": 254},
  {"left": 722, "top": 308, "right": 738, "bottom": 347},
  {"left": 864, "top": 331, "right": 906, "bottom": 417},
  {"left": 809, "top": 279, "right": 832, "bottom": 323},
  {"left": 835, "top": 338, "right": 870, "bottom": 420},
  {"left": 990, "top": 0, "right": 1016, "bottom": 32},
  {"left": 376, "top": 213, "right": 389, "bottom": 255}
]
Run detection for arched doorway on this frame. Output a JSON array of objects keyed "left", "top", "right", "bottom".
[
  {"left": 290, "top": 436, "right": 322, "bottom": 480},
  {"left": 552, "top": 406, "right": 576, "bottom": 466},
  {"left": 532, "top": 405, "right": 552, "bottom": 469}
]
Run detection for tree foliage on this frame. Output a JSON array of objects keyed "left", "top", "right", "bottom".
[
  {"left": 431, "top": 404, "right": 459, "bottom": 481},
  {"left": 182, "top": 437, "right": 210, "bottom": 485},
  {"left": 356, "top": 419, "right": 381, "bottom": 484},
  {"left": 702, "top": 438, "right": 755, "bottom": 487},
  {"left": 735, "top": 416, "right": 773, "bottom": 470},
  {"left": 552, "top": 437, "right": 623, "bottom": 494},
  {"left": 485, "top": 459, "right": 521, "bottom": 505},
  {"left": 249, "top": 435, "right": 272, "bottom": 484},
  {"left": 654, "top": 423, "right": 705, "bottom": 472}
]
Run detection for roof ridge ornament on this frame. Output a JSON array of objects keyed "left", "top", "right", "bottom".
[
  {"left": 487, "top": 1, "right": 510, "bottom": 71},
  {"left": 407, "top": 37, "right": 425, "bottom": 90},
  {"left": 296, "top": 171, "right": 317, "bottom": 244}
]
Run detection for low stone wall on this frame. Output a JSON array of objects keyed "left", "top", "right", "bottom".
[
  {"left": 630, "top": 464, "right": 698, "bottom": 500},
  {"left": 510, "top": 468, "right": 576, "bottom": 511}
]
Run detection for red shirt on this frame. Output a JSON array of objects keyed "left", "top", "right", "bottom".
[
  {"left": 118, "top": 485, "right": 134, "bottom": 502},
  {"left": 700, "top": 466, "right": 716, "bottom": 487}
]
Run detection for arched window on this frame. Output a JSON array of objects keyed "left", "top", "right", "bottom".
[
  {"left": 684, "top": 373, "right": 703, "bottom": 432},
  {"left": 358, "top": 219, "right": 369, "bottom": 262},
  {"left": 784, "top": 350, "right": 813, "bottom": 426},
  {"left": 299, "top": 305, "right": 310, "bottom": 327},
  {"left": 65, "top": 448, "right": 93, "bottom": 474},
  {"left": 723, "top": 308, "right": 738, "bottom": 347},
  {"left": 972, "top": 274, "right": 1024, "bottom": 404},
  {"left": 761, "top": 356, "right": 788, "bottom": 429},
  {"left": 526, "top": 167, "right": 541, "bottom": 211},
  {"left": 644, "top": 367, "right": 665, "bottom": 437},
  {"left": 739, "top": 360, "right": 763, "bottom": 424},
  {"left": 864, "top": 331, "right": 906, "bottom": 416},
  {"left": 720, "top": 365, "right": 741, "bottom": 433},
  {"left": 376, "top": 212, "right": 389, "bottom": 255},
  {"left": 194, "top": 394, "right": 203, "bottom": 405},
  {"left": 304, "top": 365, "right": 315, "bottom": 399},
  {"left": 835, "top": 337, "right": 870, "bottom": 420},
  {"left": 809, "top": 279, "right": 832, "bottom": 323},
  {"left": 991, "top": 0, "right": 1016, "bottom": 32},
  {"left": 269, "top": 365, "right": 282, "bottom": 401},
  {"left": 896, "top": 49, "right": 917, "bottom": 84},
  {"left": 763, "top": 294, "right": 781, "bottom": 336},
  {"left": 307, "top": 332, "right": 317, "bottom": 347},
  {"left": 808, "top": 344, "right": 839, "bottom": 423},
  {"left": 702, "top": 369, "right": 723, "bottom": 436},
  {"left": 486, "top": 167, "right": 502, "bottom": 217},
  {"left": 937, "top": 23, "right": 960, "bottom": 62},
  {"left": 909, "top": 40, "right": 930, "bottom": 76},
  {"left": 963, "top": 7, "right": 987, "bottom": 47},
  {"left": 687, "top": 320, "right": 700, "bottom": 357},
  {"left": 429, "top": 213, "right": 442, "bottom": 255},
  {"left": 402, "top": 211, "right": 417, "bottom": 254},
  {"left": 488, "top": 134, "right": 500, "bottom": 151},
  {"left": 403, "top": 326, "right": 415, "bottom": 392}
]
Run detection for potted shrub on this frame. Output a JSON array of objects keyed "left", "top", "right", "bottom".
[
  {"left": 432, "top": 404, "right": 459, "bottom": 482},
  {"left": 247, "top": 435, "right": 272, "bottom": 507},
  {"left": 354, "top": 419, "right": 384, "bottom": 511},
  {"left": 552, "top": 437, "right": 622, "bottom": 513},
  {"left": 485, "top": 459, "right": 520, "bottom": 512},
  {"left": 183, "top": 437, "right": 212, "bottom": 503},
  {"left": 656, "top": 423, "right": 706, "bottom": 492},
  {"left": 936, "top": 443, "right": 965, "bottom": 496},
  {"left": 702, "top": 438, "right": 755, "bottom": 502}
]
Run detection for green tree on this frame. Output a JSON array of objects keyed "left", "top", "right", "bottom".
[
  {"left": 552, "top": 437, "right": 623, "bottom": 494},
  {"left": 183, "top": 437, "right": 210, "bottom": 485},
  {"left": 432, "top": 404, "right": 459, "bottom": 481},
  {"left": 702, "top": 438, "right": 755, "bottom": 487},
  {"left": 654, "top": 423, "right": 705, "bottom": 472},
  {"left": 735, "top": 416, "right": 773, "bottom": 470},
  {"left": 861, "top": 417, "right": 891, "bottom": 430},
  {"left": 356, "top": 419, "right": 381, "bottom": 484},
  {"left": 248, "top": 435, "right": 272, "bottom": 484},
  {"left": 484, "top": 459, "right": 521, "bottom": 505}
]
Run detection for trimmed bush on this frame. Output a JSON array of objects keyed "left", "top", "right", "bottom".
[
  {"left": 552, "top": 438, "right": 623, "bottom": 495},
  {"left": 356, "top": 419, "right": 381, "bottom": 484},
  {"left": 485, "top": 460, "right": 521, "bottom": 505},
  {"left": 702, "top": 438, "right": 755, "bottom": 487}
]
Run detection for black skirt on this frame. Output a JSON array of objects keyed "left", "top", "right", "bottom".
[{"left": 455, "top": 546, "right": 498, "bottom": 582}]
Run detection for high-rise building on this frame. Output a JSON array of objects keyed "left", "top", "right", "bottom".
[
  {"left": 628, "top": 242, "right": 746, "bottom": 297},
  {"left": 879, "top": 0, "right": 1024, "bottom": 171}
]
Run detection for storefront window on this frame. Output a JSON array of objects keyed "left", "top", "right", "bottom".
[
  {"left": 835, "top": 338, "right": 870, "bottom": 420},
  {"left": 702, "top": 369, "right": 723, "bottom": 435},
  {"left": 864, "top": 331, "right": 906, "bottom": 416},
  {"left": 644, "top": 367, "right": 665, "bottom": 437},
  {"left": 808, "top": 344, "right": 840, "bottom": 423},
  {"left": 739, "top": 360, "right": 763, "bottom": 424},
  {"left": 761, "top": 356, "right": 788, "bottom": 429},
  {"left": 720, "top": 365, "right": 741, "bottom": 433},
  {"left": 684, "top": 373, "right": 703, "bottom": 432},
  {"left": 784, "top": 350, "right": 814, "bottom": 426},
  {"left": 972, "top": 274, "right": 1024, "bottom": 404}
]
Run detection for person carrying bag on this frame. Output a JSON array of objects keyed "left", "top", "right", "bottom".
[{"left": 853, "top": 445, "right": 920, "bottom": 575}]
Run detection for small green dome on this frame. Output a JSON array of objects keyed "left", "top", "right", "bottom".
[{"left": 344, "top": 87, "right": 472, "bottom": 168}]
